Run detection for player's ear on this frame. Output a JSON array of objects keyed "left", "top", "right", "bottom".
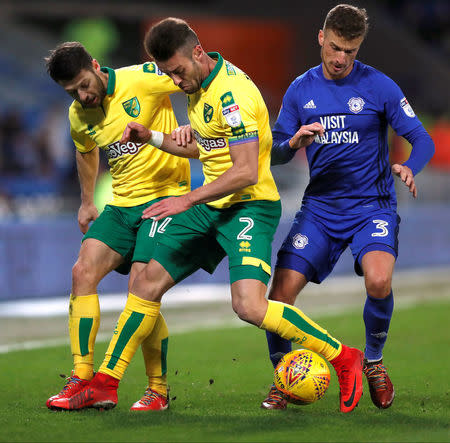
[
  {"left": 92, "top": 59, "right": 101, "bottom": 71},
  {"left": 318, "top": 30, "right": 324, "bottom": 47},
  {"left": 192, "top": 44, "right": 203, "bottom": 61}
]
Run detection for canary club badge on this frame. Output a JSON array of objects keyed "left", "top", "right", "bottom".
[{"left": 222, "top": 104, "right": 242, "bottom": 128}]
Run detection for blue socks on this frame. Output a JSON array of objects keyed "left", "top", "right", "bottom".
[
  {"left": 266, "top": 330, "right": 292, "bottom": 368},
  {"left": 363, "top": 291, "right": 394, "bottom": 361}
]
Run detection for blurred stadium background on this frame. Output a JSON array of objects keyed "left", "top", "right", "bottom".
[{"left": 0, "top": 0, "right": 448, "bottom": 306}]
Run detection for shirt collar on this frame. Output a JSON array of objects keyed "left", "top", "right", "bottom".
[
  {"left": 200, "top": 52, "right": 223, "bottom": 89},
  {"left": 100, "top": 67, "right": 116, "bottom": 95}
]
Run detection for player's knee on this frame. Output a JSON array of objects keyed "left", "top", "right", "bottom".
[
  {"left": 72, "top": 260, "right": 97, "bottom": 286},
  {"left": 365, "top": 273, "right": 391, "bottom": 298},
  {"left": 130, "top": 265, "right": 169, "bottom": 301},
  {"left": 231, "top": 297, "right": 260, "bottom": 326}
]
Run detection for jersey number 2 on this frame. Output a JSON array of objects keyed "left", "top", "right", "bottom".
[{"left": 237, "top": 217, "right": 254, "bottom": 240}]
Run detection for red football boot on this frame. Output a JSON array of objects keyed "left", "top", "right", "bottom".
[
  {"left": 130, "top": 387, "right": 169, "bottom": 411},
  {"left": 51, "top": 372, "right": 119, "bottom": 411},
  {"left": 46, "top": 373, "right": 90, "bottom": 409},
  {"left": 330, "top": 345, "right": 364, "bottom": 413},
  {"left": 364, "top": 359, "right": 395, "bottom": 409}
]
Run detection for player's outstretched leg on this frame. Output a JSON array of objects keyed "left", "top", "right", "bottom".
[
  {"left": 364, "top": 359, "right": 394, "bottom": 408},
  {"left": 261, "top": 301, "right": 363, "bottom": 412},
  {"left": 329, "top": 345, "right": 364, "bottom": 413}
]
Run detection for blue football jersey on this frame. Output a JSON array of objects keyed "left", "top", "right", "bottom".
[{"left": 272, "top": 60, "right": 422, "bottom": 214}]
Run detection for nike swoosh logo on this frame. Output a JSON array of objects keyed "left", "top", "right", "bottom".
[{"left": 344, "top": 375, "right": 357, "bottom": 407}]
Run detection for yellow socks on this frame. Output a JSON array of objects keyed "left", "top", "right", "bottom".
[
  {"left": 99, "top": 293, "right": 161, "bottom": 380},
  {"left": 261, "top": 300, "right": 342, "bottom": 361},
  {"left": 141, "top": 313, "right": 169, "bottom": 396},
  {"left": 69, "top": 293, "right": 100, "bottom": 380}
]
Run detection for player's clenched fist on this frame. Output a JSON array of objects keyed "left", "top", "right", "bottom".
[
  {"left": 78, "top": 202, "right": 98, "bottom": 234},
  {"left": 121, "top": 122, "right": 152, "bottom": 145},
  {"left": 289, "top": 122, "right": 325, "bottom": 150}
]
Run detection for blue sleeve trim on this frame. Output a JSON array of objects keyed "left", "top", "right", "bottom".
[
  {"left": 271, "top": 139, "right": 296, "bottom": 166},
  {"left": 401, "top": 125, "right": 435, "bottom": 175}
]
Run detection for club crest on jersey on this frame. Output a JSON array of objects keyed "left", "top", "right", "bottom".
[
  {"left": 122, "top": 97, "right": 140, "bottom": 118},
  {"left": 292, "top": 233, "right": 308, "bottom": 249},
  {"left": 400, "top": 97, "right": 415, "bottom": 118},
  {"left": 204, "top": 103, "right": 214, "bottom": 123},
  {"left": 348, "top": 97, "right": 365, "bottom": 114},
  {"left": 143, "top": 62, "right": 164, "bottom": 76},
  {"left": 223, "top": 104, "right": 242, "bottom": 128}
]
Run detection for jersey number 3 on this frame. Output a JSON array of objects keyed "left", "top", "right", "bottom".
[{"left": 371, "top": 219, "right": 389, "bottom": 237}]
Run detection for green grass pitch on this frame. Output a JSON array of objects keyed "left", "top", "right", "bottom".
[{"left": 0, "top": 300, "right": 448, "bottom": 442}]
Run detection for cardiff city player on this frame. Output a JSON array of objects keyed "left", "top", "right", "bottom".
[
  {"left": 45, "top": 42, "right": 192, "bottom": 411},
  {"left": 261, "top": 4, "right": 435, "bottom": 410}
]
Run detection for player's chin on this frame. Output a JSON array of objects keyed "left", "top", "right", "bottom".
[{"left": 181, "top": 84, "right": 199, "bottom": 94}]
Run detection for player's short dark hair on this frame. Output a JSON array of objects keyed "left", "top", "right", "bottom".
[
  {"left": 144, "top": 17, "right": 200, "bottom": 62},
  {"left": 323, "top": 4, "right": 369, "bottom": 40},
  {"left": 45, "top": 41, "right": 93, "bottom": 82}
]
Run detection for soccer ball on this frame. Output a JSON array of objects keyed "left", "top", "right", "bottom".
[{"left": 274, "top": 349, "right": 330, "bottom": 405}]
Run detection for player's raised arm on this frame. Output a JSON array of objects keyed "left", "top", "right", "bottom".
[{"left": 121, "top": 121, "right": 199, "bottom": 158}]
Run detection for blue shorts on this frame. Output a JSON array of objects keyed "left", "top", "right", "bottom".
[{"left": 276, "top": 207, "right": 400, "bottom": 283}]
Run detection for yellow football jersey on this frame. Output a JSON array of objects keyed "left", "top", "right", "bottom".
[
  {"left": 69, "top": 63, "right": 190, "bottom": 207},
  {"left": 187, "top": 52, "right": 279, "bottom": 208}
]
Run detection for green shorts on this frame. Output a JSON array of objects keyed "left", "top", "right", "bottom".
[
  {"left": 153, "top": 199, "right": 282, "bottom": 284},
  {"left": 83, "top": 197, "right": 169, "bottom": 275}
]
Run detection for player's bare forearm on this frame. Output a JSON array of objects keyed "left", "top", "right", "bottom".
[
  {"left": 121, "top": 122, "right": 199, "bottom": 158},
  {"left": 159, "top": 133, "right": 199, "bottom": 158},
  {"left": 76, "top": 149, "right": 100, "bottom": 232},
  {"left": 142, "top": 140, "right": 259, "bottom": 220},
  {"left": 187, "top": 140, "right": 259, "bottom": 205},
  {"left": 76, "top": 149, "right": 99, "bottom": 205},
  {"left": 392, "top": 163, "right": 417, "bottom": 198}
]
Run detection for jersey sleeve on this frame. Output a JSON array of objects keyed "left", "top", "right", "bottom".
[
  {"left": 70, "top": 126, "right": 96, "bottom": 153},
  {"left": 272, "top": 80, "right": 302, "bottom": 144},
  {"left": 68, "top": 107, "right": 96, "bottom": 153},
  {"left": 141, "top": 62, "right": 180, "bottom": 95},
  {"left": 378, "top": 74, "right": 422, "bottom": 136},
  {"left": 217, "top": 85, "right": 260, "bottom": 146}
]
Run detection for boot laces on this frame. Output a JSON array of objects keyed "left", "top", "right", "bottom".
[
  {"left": 59, "top": 374, "right": 84, "bottom": 395},
  {"left": 365, "top": 363, "right": 388, "bottom": 390},
  {"left": 265, "top": 385, "right": 285, "bottom": 405},
  {"left": 141, "top": 388, "right": 164, "bottom": 406}
]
